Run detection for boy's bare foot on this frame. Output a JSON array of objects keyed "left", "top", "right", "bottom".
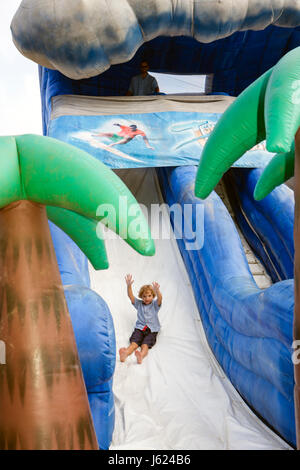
[
  {"left": 135, "top": 350, "right": 143, "bottom": 364},
  {"left": 119, "top": 348, "right": 128, "bottom": 362}
]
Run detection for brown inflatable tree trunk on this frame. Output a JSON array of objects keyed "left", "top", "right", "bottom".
[
  {"left": 294, "top": 128, "right": 300, "bottom": 449},
  {"left": 0, "top": 200, "right": 98, "bottom": 449}
]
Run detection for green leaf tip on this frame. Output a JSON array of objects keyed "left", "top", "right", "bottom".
[
  {"left": 10, "top": 134, "right": 154, "bottom": 260},
  {"left": 194, "top": 69, "right": 272, "bottom": 199},
  {"left": 254, "top": 147, "right": 295, "bottom": 200}
]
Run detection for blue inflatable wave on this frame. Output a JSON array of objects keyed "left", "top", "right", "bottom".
[
  {"left": 225, "top": 168, "right": 294, "bottom": 282},
  {"left": 157, "top": 165, "right": 295, "bottom": 445},
  {"left": 11, "top": 0, "right": 300, "bottom": 81}
]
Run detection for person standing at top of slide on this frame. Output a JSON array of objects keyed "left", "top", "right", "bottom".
[{"left": 126, "top": 60, "right": 160, "bottom": 96}]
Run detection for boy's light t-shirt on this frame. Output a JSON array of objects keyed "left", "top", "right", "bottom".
[{"left": 133, "top": 297, "right": 161, "bottom": 332}]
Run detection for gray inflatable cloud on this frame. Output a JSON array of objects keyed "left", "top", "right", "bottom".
[{"left": 11, "top": 0, "right": 300, "bottom": 79}]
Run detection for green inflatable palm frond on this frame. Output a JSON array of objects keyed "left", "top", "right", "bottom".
[
  {"left": 195, "top": 46, "right": 300, "bottom": 201},
  {"left": 0, "top": 134, "right": 155, "bottom": 269}
]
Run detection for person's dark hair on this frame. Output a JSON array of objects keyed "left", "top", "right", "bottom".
[{"left": 130, "top": 124, "right": 137, "bottom": 130}]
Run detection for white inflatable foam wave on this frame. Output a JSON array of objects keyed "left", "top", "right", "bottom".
[{"left": 11, "top": 0, "right": 300, "bottom": 79}]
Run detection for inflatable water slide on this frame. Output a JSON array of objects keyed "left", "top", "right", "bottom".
[{"left": 6, "top": 0, "right": 300, "bottom": 449}]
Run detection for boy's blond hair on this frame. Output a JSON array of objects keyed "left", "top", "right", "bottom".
[{"left": 138, "top": 284, "right": 156, "bottom": 298}]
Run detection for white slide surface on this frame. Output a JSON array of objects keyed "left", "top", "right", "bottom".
[{"left": 89, "top": 168, "right": 291, "bottom": 450}]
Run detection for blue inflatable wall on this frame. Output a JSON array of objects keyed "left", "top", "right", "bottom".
[
  {"left": 225, "top": 168, "right": 294, "bottom": 283},
  {"left": 158, "top": 165, "right": 295, "bottom": 446}
]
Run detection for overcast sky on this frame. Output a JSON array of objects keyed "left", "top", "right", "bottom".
[{"left": 1, "top": 2, "right": 42, "bottom": 136}]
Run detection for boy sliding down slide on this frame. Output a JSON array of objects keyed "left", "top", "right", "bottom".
[{"left": 119, "top": 274, "right": 162, "bottom": 364}]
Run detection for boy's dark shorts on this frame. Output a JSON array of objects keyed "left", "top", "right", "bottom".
[{"left": 130, "top": 328, "right": 158, "bottom": 349}]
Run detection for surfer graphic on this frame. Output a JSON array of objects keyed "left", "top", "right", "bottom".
[{"left": 93, "top": 123, "right": 154, "bottom": 150}]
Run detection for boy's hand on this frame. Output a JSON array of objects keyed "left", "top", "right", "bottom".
[
  {"left": 152, "top": 282, "right": 162, "bottom": 306},
  {"left": 125, "top": 274, "right": 135, "bottom": 304},
  {"left": 125, "top": 274, "right": 134, "bottom": 286},
  {"left": 152, "top": 282, "right": 160, "bottom": 293}
]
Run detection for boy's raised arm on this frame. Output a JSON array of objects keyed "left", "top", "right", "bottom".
[
  {"left": 125, "top": 273, "right": 135, "bottom": 304},
  {"left": 152, "top": 282, "right": 162, "bottom": 306}
]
